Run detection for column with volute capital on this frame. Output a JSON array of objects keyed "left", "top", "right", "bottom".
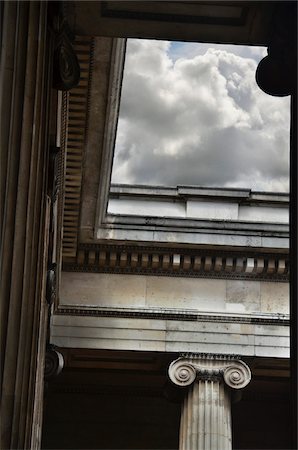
[{"left": 168, "top": 354, "right": 251, "bottom": 450}]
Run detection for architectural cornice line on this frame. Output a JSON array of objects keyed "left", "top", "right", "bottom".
[
  {"left": 54, "top": 307, "right": 290, "bottom": 326},
  {"left": 63, "top": 245, "right": 289, "bottom": 281}
]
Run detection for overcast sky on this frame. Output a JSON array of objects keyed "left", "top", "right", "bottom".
[{"left": 111, "top": 39, "right": 290, "bottom": 192}]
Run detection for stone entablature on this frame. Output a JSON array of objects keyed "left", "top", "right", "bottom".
[
  {"left": 52, "top": 269, "right": 289, "bottom": 358},
  {"left": 51, "top": 313, "right": 289, "bottom": 358},
  {"left": 56, "top": 184, "right": 290, "bottom": 360}
]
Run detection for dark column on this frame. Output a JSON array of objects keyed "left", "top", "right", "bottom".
[{"left": 256, "top": 3, "right": 297, "bottom": 448}]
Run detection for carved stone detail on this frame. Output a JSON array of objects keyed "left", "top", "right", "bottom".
[
  {"left": 169, "top": 355, "right": 251, "bottom": 390},
  {"left": 223, "top": 360, "right": 251, "bottom": 389},
  {"left": 168, "top": 360, "right": 197, "bottom": 387},
  {"left": 52, "top": 15, "right": 80, "bottom": 90}
]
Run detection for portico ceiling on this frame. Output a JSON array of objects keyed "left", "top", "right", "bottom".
[{"left": 65, "top": 1, "right": 275, "bottom": 46}]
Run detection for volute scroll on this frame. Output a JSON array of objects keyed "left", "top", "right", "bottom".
[
  {"left": 223, "top": 360, "right": 251, "bottom": 390},
  {"left": 168, "top": 359, "right": 197, "bottom": 387}
]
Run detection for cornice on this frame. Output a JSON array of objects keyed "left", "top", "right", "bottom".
[
  {"left": 110, "top": 184, "right": 289, "bottom": 204},
  {"left": 63, "top": 244, "right": 289, "bottom": 282}
]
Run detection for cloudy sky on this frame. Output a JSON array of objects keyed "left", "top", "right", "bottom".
[{"left": 111, "top": 39, "right": 290, "bottom": 192}]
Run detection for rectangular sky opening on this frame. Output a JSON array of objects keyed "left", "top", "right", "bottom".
[{"left": 111, "top": 39, "right": 290, "bottom": 193}]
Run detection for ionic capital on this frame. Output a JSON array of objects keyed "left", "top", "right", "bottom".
[
  {"left": 168, "top": 354, "right": 251, "bottom": 390},
  {"left": 44, "top": 346, "right": 64, "bottom": 380}
]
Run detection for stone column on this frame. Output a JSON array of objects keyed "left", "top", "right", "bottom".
[
  {"left": 0, "top": 1, "right": 80, "bottom": 447},
  {"left": 0, "top": 3, "right": 53, "bottom": 449},
  {"left": 168, "top": 354, "right": 251, "bottom": 450}
]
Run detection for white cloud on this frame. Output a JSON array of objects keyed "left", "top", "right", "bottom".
[{"left": 112, "top": 39, "right": 290, "bottom": 192}]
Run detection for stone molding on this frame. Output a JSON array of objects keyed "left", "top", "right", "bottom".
[
  {"left": 169, "top": 355, "right": 251, "bottom": 390},
  {"left": 109, "top": 184, "right": 289, "bottom": 203},
  {"left": 54, "top": 307, "right": 290, "bottom": 326},
  {"left": 63, "top": 245, "right": 289, "bottom": 281}
]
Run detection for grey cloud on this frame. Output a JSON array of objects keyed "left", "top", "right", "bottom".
[{"left": 112, "top": 39, "right": 290, "bottom": 192}]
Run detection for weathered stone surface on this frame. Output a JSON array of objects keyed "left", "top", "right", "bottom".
[
  {"left": 261, "top": 282, "right": 289, "bottom": 314},
  {"left": 60, "top": 272, "right": 289, "bottom": 315},
  {"left": 226, "top": 280, "right": 261, "bottom": 312}
]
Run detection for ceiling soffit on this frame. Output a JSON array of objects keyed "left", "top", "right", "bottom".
[{"left": 65, "top": 1, "right": 275, "bottom": 46}]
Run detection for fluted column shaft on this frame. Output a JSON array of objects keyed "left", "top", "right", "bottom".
[
  {"left": 169, "top": 355, "right": 251, "bottom": 450},
  {"left": 180, "top": 377, "right": 231, "bottom": 450}
]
